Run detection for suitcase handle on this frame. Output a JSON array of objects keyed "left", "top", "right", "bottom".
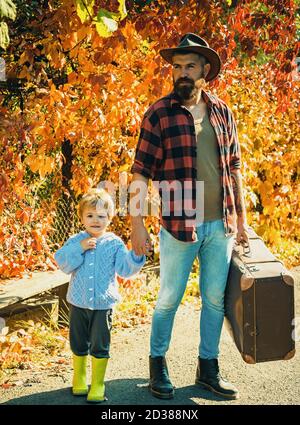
[{"left": 234, "top": 241, "right": 252, "bottom": 257}]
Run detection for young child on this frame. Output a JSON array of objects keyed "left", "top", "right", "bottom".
[{"left": 54, "top": 188, "right": 146, "bottom": 403}]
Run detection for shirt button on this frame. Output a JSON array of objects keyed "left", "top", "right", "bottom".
[
  {"left": 89, "top": 297, "right": 93, "bottom": 301},
  {"left": 89, "top": 263, "right": 94, "bottom": 266},
  {"left": 89, "top": 288, "right": 93, "bottom": 291},
  {"left": 89, "top": 276, "right": 94, "bottom": 279},
  {"left": 90, "top": 252, "right": 94, "bottom": 255}
]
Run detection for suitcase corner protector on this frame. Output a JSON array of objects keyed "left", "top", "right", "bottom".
[
  {"left": 281, "top": 273, "right": 294, "bottom": 287},
  {"left": 284, "top": 349, "right": 296, "bottom": 360},
  {"left": 242, "top": 353, "right": 256, "bottom": 364},
  {"left": 241, "top": 275, "right": 255, "bottom": 291}
]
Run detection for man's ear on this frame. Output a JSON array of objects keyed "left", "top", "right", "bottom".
[{"left": 204, "top": 63, "right": 211, "bottom": 79}]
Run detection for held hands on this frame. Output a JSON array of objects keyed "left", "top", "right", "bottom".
[
  {"left": 80, "top": 237, "right": 97, "bottom": 251},
  {"left": 131, "top": 224, "right": 153, "bottom": 257}
]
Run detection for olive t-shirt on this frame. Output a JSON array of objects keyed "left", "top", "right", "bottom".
[{"left": 193, "top": 111, "right": 223, "bottom": 222}]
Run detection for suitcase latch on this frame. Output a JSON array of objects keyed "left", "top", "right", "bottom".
[{"left": 247, "top": 265, "right": 260, "bottom": 273}]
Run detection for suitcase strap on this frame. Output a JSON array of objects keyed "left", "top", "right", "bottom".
[{"left": 237, "top": 261, "right": 285, "bottom": 276}]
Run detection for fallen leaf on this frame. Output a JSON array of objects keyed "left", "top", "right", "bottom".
[
  {"left": 1, "top": 383, "right": 12, "bottom": 389},
  {"left": 1, "top": 327, "right": 9, "bottom": 336}
]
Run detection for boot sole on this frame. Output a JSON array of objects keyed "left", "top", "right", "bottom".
[
  {"left": 195, "top": 380, "right": 239, "bottom": 400},
  {"left": 72, "top": 389, "right": 88, "bottom": 396},
  {"left": 86, "top": 396, "right": 108, "bottom": 404},
  {"left": 149, "top": 386, "right": 174, "bottom": 400}
]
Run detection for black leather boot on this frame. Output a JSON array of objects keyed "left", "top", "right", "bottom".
[
  {"left": 149, "top": 356, "right": 174, "bottom": 399},
  {"left": 195, "top": 358, "right": 239, "bottom": 399}
]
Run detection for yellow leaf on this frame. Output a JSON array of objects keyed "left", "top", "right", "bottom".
[
  {"left": 76, "top": 0, "right": 94, "bottom": 24},
  {"left": 95, "top": 9, "right": 118, "bottom": 38},
  {"left": 118, "top": 0, "right": 127, "bottom": 20},
  {"left": 0, "top": 21, "right": 9, "bottom": 50},
  {"left": 39, "top": 156, "right": 55, "bottom": 178},
  {"left": 119, "top": 164, "right": 130, "bottom": 172},
  {"left": 24, "top": 154, "right": 55, "bottom": 177},
  {"left": 11, "top": 341, "right": 23, "bottom": 354},
  {"left": 24, "top": 155, "right": 40, "bottom": 173},
  {"left": 267, "top": 228, "right": 282, "bottom": 245}
]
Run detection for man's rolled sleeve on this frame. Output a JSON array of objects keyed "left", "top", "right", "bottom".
[{"left": 131, "top": 111, "right": 163, "bottom": 180}]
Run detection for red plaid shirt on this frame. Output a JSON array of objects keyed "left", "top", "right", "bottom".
[{"left": 131, "top": 90, "right": 241, "bottom": 242}]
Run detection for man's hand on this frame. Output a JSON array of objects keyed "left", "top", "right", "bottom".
[
  {"left": 80, "top": 237, "right": 97, "bottom": 251},
  {"left": 129, "top": 173, "right": 152, "bottom": 256},
  {"left": 236, "top": 219, "right": 249, "bottom": 247},
  {"left": 131, "top": 223, "right": 153, "bottom": 257},
  {"left": 231, "top": 169, "right": 249, "bottom": 247}
]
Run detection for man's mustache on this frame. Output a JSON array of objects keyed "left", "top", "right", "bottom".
[{"left": 175, "top": 78, "right": 194, "bottom": 85}]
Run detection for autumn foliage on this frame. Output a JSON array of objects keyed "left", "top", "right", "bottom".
[{"left": 0, "top": 0, "right": 299, "bottom": 279}]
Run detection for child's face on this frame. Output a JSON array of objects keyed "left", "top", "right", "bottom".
[{"left": 81, "top": 206, "right": 110, "bottom": 238}]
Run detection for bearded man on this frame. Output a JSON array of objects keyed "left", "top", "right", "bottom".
[{"left": 130, "top": 33, "right": 249, "bottom": 400}]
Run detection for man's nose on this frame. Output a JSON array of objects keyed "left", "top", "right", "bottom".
[{"left": 180, "top": 68, "right": 189, "bottom": 78}]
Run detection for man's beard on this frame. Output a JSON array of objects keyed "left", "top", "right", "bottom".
[
  {"left": 173, "top": 71, "right": 205, "bottom": 101},
  {"left": 174, "top": 78, "right": 196, "bottom": 100}
]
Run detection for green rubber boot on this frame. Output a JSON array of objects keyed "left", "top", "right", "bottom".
[
  {"left": 72, "top": 354, "right": 88, "bottom": 396},
  {"left": 87, "top": 357, "right": 108, "bottom": 403}
]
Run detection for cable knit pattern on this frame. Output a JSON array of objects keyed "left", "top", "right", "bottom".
[{"left": 54, "top": 231, "right": 146, "bottom": 310}]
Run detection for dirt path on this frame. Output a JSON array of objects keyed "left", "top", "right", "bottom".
[{"left": 1, "top": 267, "right": 299, "bottom": 405}]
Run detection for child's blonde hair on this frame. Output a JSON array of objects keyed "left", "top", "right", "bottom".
[{"left": 78, "top": 188, "right": 114, "bottom": 219}]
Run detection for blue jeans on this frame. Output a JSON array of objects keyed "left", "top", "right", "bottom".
[{"left": 150, "top": 219, "right": 234, "bottom": 359}]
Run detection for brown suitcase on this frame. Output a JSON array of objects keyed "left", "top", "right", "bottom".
[{"left": 224, "top": 228, "right": 295, "bottom": 364}]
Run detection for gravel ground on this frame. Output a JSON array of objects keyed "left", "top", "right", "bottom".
[{"left": 1, "top": 267, "right": 299, "bottom": 406}]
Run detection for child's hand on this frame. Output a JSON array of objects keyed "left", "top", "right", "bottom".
[{"left": 80, "top": 237, "right": 97, "bottom": 251}]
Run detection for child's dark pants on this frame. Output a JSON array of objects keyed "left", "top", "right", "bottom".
[{"left": 69, "top": 304, "right": 112, "bottom": 358}]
